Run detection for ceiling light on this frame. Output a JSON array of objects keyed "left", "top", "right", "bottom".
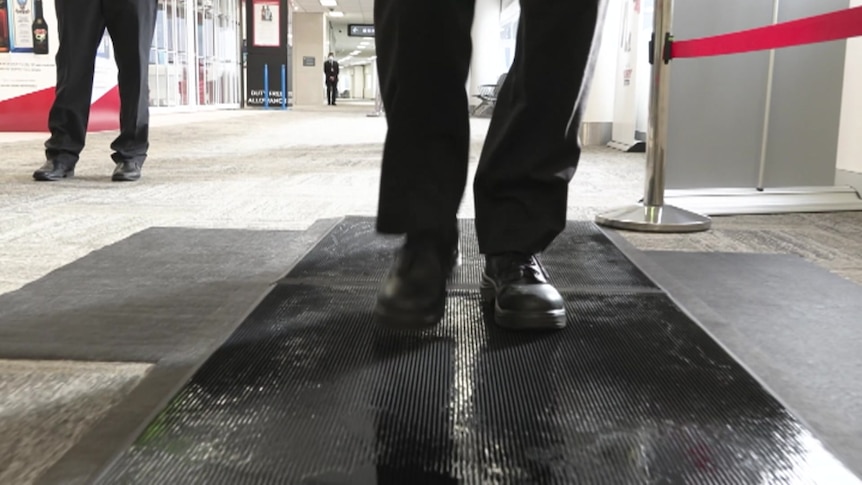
[
  {"left": 319, "top": 0, "right": 337, "bottom": 6},
  {"left": 328, "top": 10, "right": 344, "bottom": 17},
  {"left": 349, "top": 50, "right": 360, "bottom": 55}
]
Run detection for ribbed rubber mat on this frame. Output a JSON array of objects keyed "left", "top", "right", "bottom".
[
  {"left": 100, "top": 217, "right": 859, "bottom": 484},
  {"left": 284, "top": 217, "right": 657, "bottom": 291}
]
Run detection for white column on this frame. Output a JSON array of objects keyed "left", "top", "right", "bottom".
[
  {"left": 292, "top": 12, "right": 326, "bottom": 105},
  {"left": 469, "top": 0, "right": 505, "bottom": 103},
  {"left": 583, "top": 0, "right": 623, "bottom": 125},
  {"left": 354, "top": 66, "right": 365, "bottom": 99},
  {"left": 836, "top": 0, "right": 862, "bottom": 176},
  {"left": 608, "top": 0, "right": 642, "bottom": 146}
]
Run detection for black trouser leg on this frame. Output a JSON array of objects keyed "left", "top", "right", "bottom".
[
  {"left": 104, "top": 0, "right": 157, "bottom": 164},
  {"left": 474, "top": 0, "right": 607, "bottom": 254},
  {"left": 44, "top": 0, "right": 106, "bottom": 165},
  {"left": 327, "top": 83, "right": 337, "bottom": 104},
  {"left": 374, "top": 0, "right": 474, "bottom": 240}
]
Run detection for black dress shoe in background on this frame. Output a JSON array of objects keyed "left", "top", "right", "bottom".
[
  {"left": 112, "top": 160, "right": 143, "bottom": 182},
  {"left": 481, "top": 253, "right": 566, "bottom": 330},
  {"left": 33, "top": 160, "right": 75, "bottom": 181},
  {"left": 374, "top": 234, "right": 458, "bottom": 329}
]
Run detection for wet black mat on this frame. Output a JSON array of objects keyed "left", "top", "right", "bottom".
[{"left": 98, "top": 217, "right": 859, "bottom": 484}]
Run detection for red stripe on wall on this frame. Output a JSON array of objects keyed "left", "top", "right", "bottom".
[{"left": 0, "top": 86, "right": 120, "bottom": 133}]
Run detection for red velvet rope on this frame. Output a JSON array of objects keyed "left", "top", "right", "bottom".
[{"left": 671, "top": 5, "right": 862, "bottom": 59}]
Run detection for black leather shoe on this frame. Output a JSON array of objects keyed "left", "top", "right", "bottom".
[
  {"left": 374, "top": 235, "right": 458, "bottom": 329},
  {"left": 112, "top": 160, "right": 142, "bottom": 182},
  {"left": 480, "top": 253, "right": 566, "bottom": 330},
  {"left": 33, "top": 160, "right": 75, "bottom": 181}
]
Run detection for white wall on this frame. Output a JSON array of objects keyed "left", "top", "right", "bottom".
[
  {"left": 836, "top": 0, "right": 862, "bottom": 174},
  {"left": 292, "top": 12, "right": 326, "bottom": 106},
  {"left": 469, "top": 0, "right": 506, "bottom": 100}
]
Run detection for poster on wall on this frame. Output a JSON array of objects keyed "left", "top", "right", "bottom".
[
  {"left": 0, "top": 0, "right": 119, "bottom": 132},
  {"left": 253, "top": 0, "right": 280, "bottom": 47}
]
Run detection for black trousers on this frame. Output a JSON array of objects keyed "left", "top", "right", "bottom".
[
  {"left": 45, "top": 0, "right": 157, "bottom": 166},
  {"left": 375, "top": 0, "right": 606, "bottom": 254},
  {"left": 326, "top": 81, "right": 338, "bottom": 105}
]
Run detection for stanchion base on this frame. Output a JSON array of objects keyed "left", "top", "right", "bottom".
[
  {"left": 595, "top": 204, "right": 712, "bottom": 233},
  {"left": 664, "top": 186, "right": 862, "bottom": 215}
]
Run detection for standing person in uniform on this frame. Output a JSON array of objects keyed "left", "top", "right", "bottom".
[
  {"left": 32, "top": 0, "right": 157, "bottom": 182},
  {"left": 373, "top": 0, "right": 608, "bottom": 331},
  {"left": 324, "top": 52, "right": 339, "bottom": 106}
]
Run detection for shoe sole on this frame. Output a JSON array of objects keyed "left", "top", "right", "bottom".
[
  {"left": 480, "top": 276, "right": 567, "bottom": 330},
  {"left": 112, "top": 174, "right": 141, "bottom": 182},
  {"left": 33, "top": 170, "right": 74, "bottom": 181},
  {"left": 373, "top": 300, "right": 444, "bottom": 330}
]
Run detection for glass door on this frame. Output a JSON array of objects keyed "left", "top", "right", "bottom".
[
  {"left": 194, "top": 0, "right": 240, "bottom": 106},
  {"left": 149, "top": 0, "right": 190, "bottom": 107},
  {"left": 216, "top": 0, "right": 240, "bottom": 105}
]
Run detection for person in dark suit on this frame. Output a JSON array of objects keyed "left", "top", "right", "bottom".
[
  {"left": 324, "top": 52, "right": 339, "bottom": 106},
  {"left": 33, "top": 0, "right": 157, "bottom": 182},
  {"left": 373, "top": 0, "right": 608, "bottom": 330}
]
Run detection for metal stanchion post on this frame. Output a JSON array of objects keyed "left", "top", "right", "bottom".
[
  {"left": 757, "top": 0, "right": 780, "bottom": 191},
  {"left": 264, "top": 64, "right": 269, "bottom": 109},
  {"left": 595, "top": 0, "right": 711, "bottom": 232},
  {"left": 281, "top": 64, "right": 287, "bottom": 110}
]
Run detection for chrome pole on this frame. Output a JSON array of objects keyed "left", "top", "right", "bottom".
[
  {"left": 643, "top": 0, "right": 671, "bottom": 209},
  {"left": 595, "top": 0, "right": 711, "bottom": 232},
  {"left": 757, "top": 0, "right": 780, "bottom": 190}
]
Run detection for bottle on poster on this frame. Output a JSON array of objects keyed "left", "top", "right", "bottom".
[
  {"left": 0, "top": 0, "right": 10, "bottom": 52},
  {"left": 31, "top": 0, "right": 46, "bottom": 54},
  {"left": 11, "top": 0, "right": 32, "bottom": 51}
]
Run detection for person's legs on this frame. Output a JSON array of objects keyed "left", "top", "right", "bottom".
[
  {"left": 474, "top": 0, "right": 608, "bottom": 329},
  {"left": 35, "top": 0, "right": 105, "bottom": 181},
  {"left": 373, "top": 0, "right": 475, "bottom": 328},
  {"left": 104, "top": 0, "right": 157, "bottom": 181}
]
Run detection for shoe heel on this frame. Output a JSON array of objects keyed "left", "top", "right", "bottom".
[{"left": 374, "top": 301, "right": 445, "bottom": 330}]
